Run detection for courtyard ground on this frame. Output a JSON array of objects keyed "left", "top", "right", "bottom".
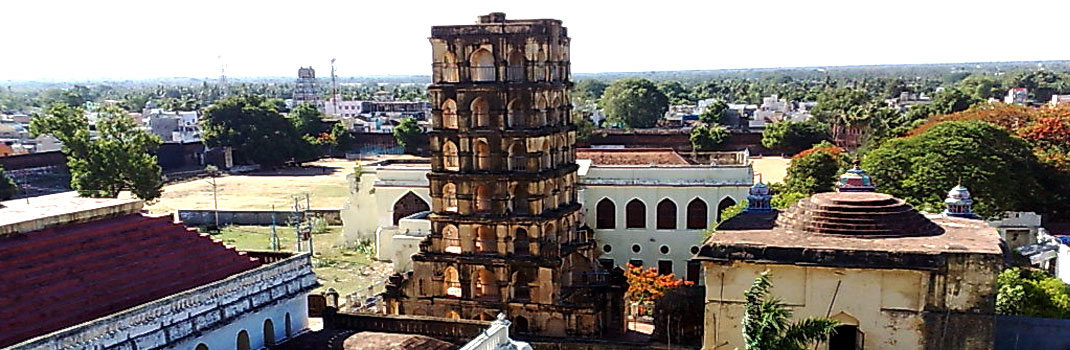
[
  {"left": 212, "top": 225, "right": 392, "bottom": 299},
  {"left": 751, "top": 156, "right": 790, "bottom": 184},
  {"left": 144, "top": 158, "right": 357, "bottom": 214}
]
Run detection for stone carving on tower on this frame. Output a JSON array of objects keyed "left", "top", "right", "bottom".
[{"left": 384, "top": 13, "right": 624, "bottom": 338}]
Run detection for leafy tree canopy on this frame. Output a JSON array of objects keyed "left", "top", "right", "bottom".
[
  {"left": 761, "top": 120, "right": 830, "bottom": 154},
  {"left": 602, "top": 78, "right": 669, "bottom": 128},
  {"left": 290, "top": 102, "right": 328, "bottom": 137},
  {"left": 201, "top": 94, "right": 309, "bottom": 168},
  {"left": 861, "top": 121, "right": 1044, "bottom": 217},
  {"left": 689, "top": 123, "right": 730, "bottom": 151},
  {"left": 782, "top": 142, "right": 847, "bottom": 195},
  {"left": 573, "top": 79, "right": 608, "bottom": 101},
  {"left": 393, "top": 117, "right": 422, "bottom": 154},
  {"left": 0, "top": 167, "right": 16, "bottom": 200},
  {"left": 699, "top": 99, "right": 728, "bottom": 125},
  {"left": 656, "top": 80, "right": 692, "bottom": 105},
  {"left": 997, "top": 268, "right": 1070, "bottom": 319},
  {"left": 30, "top": 104, "right": 163, "bottom": 200}
]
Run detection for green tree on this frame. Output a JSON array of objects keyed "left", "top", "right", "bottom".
[
  {"left": 811, "top": 87, "right": 874, "bottom": 126},
  {"left": 573, "top": 79, "right": 609, "bottom": 101},
  {"left": 699, "top": 99, "right": 728, "bottom": 125},
  {"left": 743, "top": 271, "right": 838, "bottom": 350},
  {"left": 330, "top": 123, "right": 356, "bottom": 152},
  {"left": 957, "top": 75, "right": 1004, "bottom": 101},
  {"left": 997, "top": 268, "right": 1070, "bottom": 318},
  {"left": 656, "top": 80, "right": 692, "bottom": 105},
  {"left": 771, "top": 191, "right": 807, "bottom": 209},
  {"left": 861, "top": 121, "right": 1044, "bottom": 217},
  {"left": 761, "top": 120, "right": 830, "bottom": 154},
  {"left": 573, "top": 112, "right": 595, "bottom": 143},
  {"left": 30, "top": 104, "right": 163, "bottom": 200},
  {"left": 782, "top": 143, "right": 846, "bottom": 195},
  {"left": 602, "top": 78, "right": 669, "bottom": 128},
  {"left": 0, "top": 167, "right": 16, "bottom": 200},
  {"left": 201, "top": 94, "right": 308, "bottom": 168},
  {"left": 393, "top": 117, "right": 422, "bottom": 154},
  {"left": 690, "top": 124, "right": 729, "bottom": 151},
  {"left": 290, "top": 102, "right": 328, "bottom": 137},
  {"left": 903, "top": 88, "right": 980, "bottom": 126}
]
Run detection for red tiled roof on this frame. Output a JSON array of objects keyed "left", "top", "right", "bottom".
[
  {"left": 0, "top": 214, "right": 261, "bottom": 348},
  {"left": 576, "top": 148, "right": 689, "bottom": 165}
]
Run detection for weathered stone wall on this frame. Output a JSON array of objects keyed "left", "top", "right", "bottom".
[
  {"left": 10, "top": 253, "right": 318, "bottom": 350},
  {"left": 325, "top": 312, "right": 491, "bottom": 344},
  {"left": 176, "top": 209, "right": 342, "bottom": 226}
]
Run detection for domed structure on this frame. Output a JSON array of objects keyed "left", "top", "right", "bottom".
[
  {"left": 745, "top": 183, "right": 773, "bottom": 213},
  {"left": 943, "top": 185, "right": 980, "bottom": 219},
  {"left": 776, "top": 192, "right": 943, "bottom": 237},
  {"left": 837, "top": 166, "right": 875, "bottom": 192}
]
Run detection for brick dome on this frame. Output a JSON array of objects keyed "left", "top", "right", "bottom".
[{"left": 775, "top": 192, "right": 943, "bottom": 237}]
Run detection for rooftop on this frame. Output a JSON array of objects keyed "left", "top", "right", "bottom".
[
  {"left": 0, "top": 197, "right": 263, "bottom": 347},
  {"left": 576, "top": 148, "right": 689, "bottom": 166},
  {"left": 699, "top": 192, "right": 1002, "bottom": 270}
]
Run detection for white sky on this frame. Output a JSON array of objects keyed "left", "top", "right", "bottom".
[{"left": 4, "top": 0, "right": 1070, "bottom": 81}]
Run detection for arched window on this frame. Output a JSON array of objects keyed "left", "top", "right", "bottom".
[
  {"left": 442, "top": 140, "right": 459, "bottom": 171},
  {"left": 263, "top": 319, "right": 276, "bottom": 346},
  {"left": 195, "top": 344, "right": 208, "bottom": 350},
  {"left": 514, "top": 227, "right": 530, "bottom": 256},
  {"left": 476, "top": 268, "right": 498, "bottom": 299},
  {"left": 657, "top": 199, "right": 677, "bottom": 230},
  {"left": 470, "top": 48, "right": 495, "bottom": 82},
  {"left": 541, "top": 139, "right": 552, "bottom": 169},
  {"left": 474, "top": 139, "right": 490, "bottom": 170},
  {"left": 285, "top": 313, "right": 292, "bottom": 338},
  {"left": 475, "top": 185, "right": 491, "bottom": 212},
  {"left": 471, "top": 97, "right": 490, "bottom": 128},
  {"left": 446, "top": 310, "right": 461, "bottom": 319},
  {"left": 441, "top": 99, "right": 458, "bottom": 129},
  {"left": 544, "top": 179, "right": 556, "bottom": 211},
  {"left": 513, "top": 269, "right": 533, "bottom": 301},
  {"left": 392, "top": 192, "right": 429, "bottom": 226},
  {"left": 475, "top": 225, "right": 495, "bottom": 254},
  {"left": 508, "top": 142, "right": 525, "bottom": 171},
  {"left": 511, "top": 182, "right": 530, "bottom": 214},
  {"left": 596, "top": 198, "right": 615, "bottom": 229},
  {"left": 535, "top": 95, "right": 548, "bottom": 127},
  {"left": 718, "top": 197, "right": 737, "bottom": 222},
  {"left": 442, "top": 52, "right": 459, "bottom": 82},
  {"left": 626, "top": 199, "right": 646, "bottom": 229},
  {"left": 236, "top": 330, "right": 251, "bottom": 350},
  {"left": 443, "top": 224, "right": 461, "bottom": 254},
  {"left": 550, "top": 96, "right": 562, "bottom": 126},
  {"left": 687, "top": 198, "right": 708, "bottom": 230},
  {"left": 507, "top": 50, "right": 525, "bottom": 81},
  {"left": 507, "top": 99, "right": 523, "bottom": 128},
  {"left": 514, "top": 316, "right": 529, "bottom": 333},
  {"left": 444, "top": 266, "right": 461, "bottom": 297},
  {"left": 443, "top": 183, "right": 458, "bottom": 212}
]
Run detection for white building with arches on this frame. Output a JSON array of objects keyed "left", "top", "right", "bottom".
[{"left": 341, "top": 148, "right": 753, "bottom": 281}]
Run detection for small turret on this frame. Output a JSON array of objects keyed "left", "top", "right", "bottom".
[
  {"left": 943, "top": 184, "right": 980, "bottom": 219},
  {"left": 837, "top": 166, "right": 875, "bottom": 192},
  {"left": 745, "top": 183, "right": 773, "bottom": 213}
]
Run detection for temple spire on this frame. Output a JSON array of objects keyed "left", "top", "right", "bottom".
[
  {"left": 943, "top": 184, "right": 980, "bottom": 219},
  {"left": 745, "top": 183, "right": 773, "bottom": 212},
  {"left": 837, "top": 165, "right": 875, "bottom": 192}
]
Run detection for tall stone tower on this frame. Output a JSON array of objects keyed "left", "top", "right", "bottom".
[{"left": 385, "top": 12, "right": 623, "bottom": 338}]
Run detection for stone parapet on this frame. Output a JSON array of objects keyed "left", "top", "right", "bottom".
[
  {"left": 0, "top": 197, "right": 143, "bottom": 236},
  {"left": 10, "top": 253, "right": 317, "bottom": 350}
]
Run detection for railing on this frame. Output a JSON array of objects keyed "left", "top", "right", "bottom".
[
  {"left": 507, "top": 66, "right": 525, "bottom": 82},
  {"left": 476, "top": 199, "right": 492, "bottom": 212},
  {"left": 514, "top": 286, "right": 531, "bottom": 301},
  {"left": 512, "top": 199, "right": 530, "bottom": 214},
  {"left": 444, "top": 157, "right": 460, "bottom": 171},
  {"left": 445, "top": 281, "right": 463, "bottom": 297},
  {"left": 514, "top": 240, "right": 531, "bottom": 256},
  {"left": 474, "top": 155, "right": 492, "bottom": 171},
  {"left": 443, "top": 238, "right": 462, "bottom": 254},
  {"left": 471, "top": 66, "right": 496, "bottom": 82},
  {"left": 475, "top": 239, "right": 498, "bottom": 254},
  {"left": 570, "top": 272, "right": 609, "bottom": 287},
  {"left": 507, "top": 112, "right": 525, "bottom": 128},
  {"left": 474, "top": 113, "right": 491, "bottom": 128},
  {"left": 509, "top": 157, "right": 526, "bottom": 171},
  {"left": 325, "top": 313, "right": 490, "bottom": 344}
]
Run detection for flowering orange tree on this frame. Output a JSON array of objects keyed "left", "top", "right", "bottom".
[{"left": 624, "top": 263, "right": 693, "bottom": 306}]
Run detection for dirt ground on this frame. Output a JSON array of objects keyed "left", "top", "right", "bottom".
[
  {"left": 751, "top": 156, "right": 791, "bottom": 184},
  {"left": 144, "top": 159, "right": 357, "bottom": 214}
]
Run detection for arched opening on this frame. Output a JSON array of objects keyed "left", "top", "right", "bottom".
[
  {"left": 471, "top": 97, "right": 491, "bottom": 128},
  {"left": 441, "top": 99, "right": 458, "bottom": 129},
  {"left": 507, "top": 50, "right": 525, "bottom": 81},
  {"left": 474, "top": 139, "right": 490, "bottom": 170},
  {"left": 541, "top": 139, "right": 552, "bottom": 169},
  {"left": 470, "top": 48, "right": 495, "bottom": 82},
  {"left": 717, "top": 197, "right": 737, "bottom": 222},
  {"left": 542, "top": 223, "right": 557, "bottom": 257},
  {"left": 442, "top": 140, "right": 460, "bottom": 171},
  {"left": 544, "top": 178, "right": 556, "bottom": 211},
  {"left": 829, "top": 312, "right": 863, "bottom": 350},
  {"left": 535, "top": 95, "right": 548, "bottom": 127},
  {"left": 236, "top": 330, "right": 250, "bottom": 350},
  {"left": 479, "top": 311, "right": 498, "bottom": 321},
  {"left": 512, "top": 182, "right": 530, "bottom": 214},
  {"left": 442, "top": 52, "right": 460, "bottom": 82},
  {"left": 657, "top": 199, "right": 677, "bottom": 230},
  {"left": 513, "top": 316, "right": 529, "bottom": 333},
  {"left": 285, "top": 313, "right": 292, "bottom": 338},
  {"left": 626, "top": 199, "right": 646, "bottom": 229},
  {"left": 446, "top": 310, "right": 461, "bottom": 320},
  {"left": 443, "top": 183, "right": 458, "bottom": 212},
  {"left": 507, "top": 99, "right": 524, "bottom": 128},
  {"left": 195, "top": 344, "right": 208, "bottom": 350},
  {"left": 443, "top": 224, "right": 461, "bottom": 254},
  {"left": 475, "top": 267, "right": 499, "bottom": 300},
  {"left": 475, "top": 185, "right": 491, "bottom": 212},
  {"left": 546, "top": 317, "right": 567, "bottom": 337},
  {"left": 687, "top": 198, "right": 708, "bottom": 229},
  {"left": 475, "top": 225, "right": 495, "bottom": 254},
  {"left": 263, "top": 319, "right": 276, "bottom": 347},
  {"left": 550, "top": 96, "right": 562, "bottom": 126},
  {"left": 508, "top": 142, "right": 525, "bottom": 171},
  {"left": 513, "top": 268, "right": 533, "bottom": 301},
  {"left": 514, "top": 227, "right": 530, "bottom": 256},
  {"left": 443, "top": 266, "right": 461, "bottom": 297},
  {"left": 596, "top": 198, "right": 616, "bottom": 229},
  {"left": 392, "top": 192, "right": 429, "bottom": 226}
]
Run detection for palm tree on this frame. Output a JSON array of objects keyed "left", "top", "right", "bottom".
[{"left": 743, "top": 271, "right": 839, "bottom": 350}]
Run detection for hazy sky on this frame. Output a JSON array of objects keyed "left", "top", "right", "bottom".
[{"left": 5, "top": 0, "right": 1070, "bottom": 81}]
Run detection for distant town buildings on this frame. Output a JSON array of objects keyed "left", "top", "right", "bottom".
[
  {"left": 1005, "top": 87, "right": 1029, "bottom": 104},
  {"left": 143, "top": 109, "right": 200, "bottom": 142}
]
